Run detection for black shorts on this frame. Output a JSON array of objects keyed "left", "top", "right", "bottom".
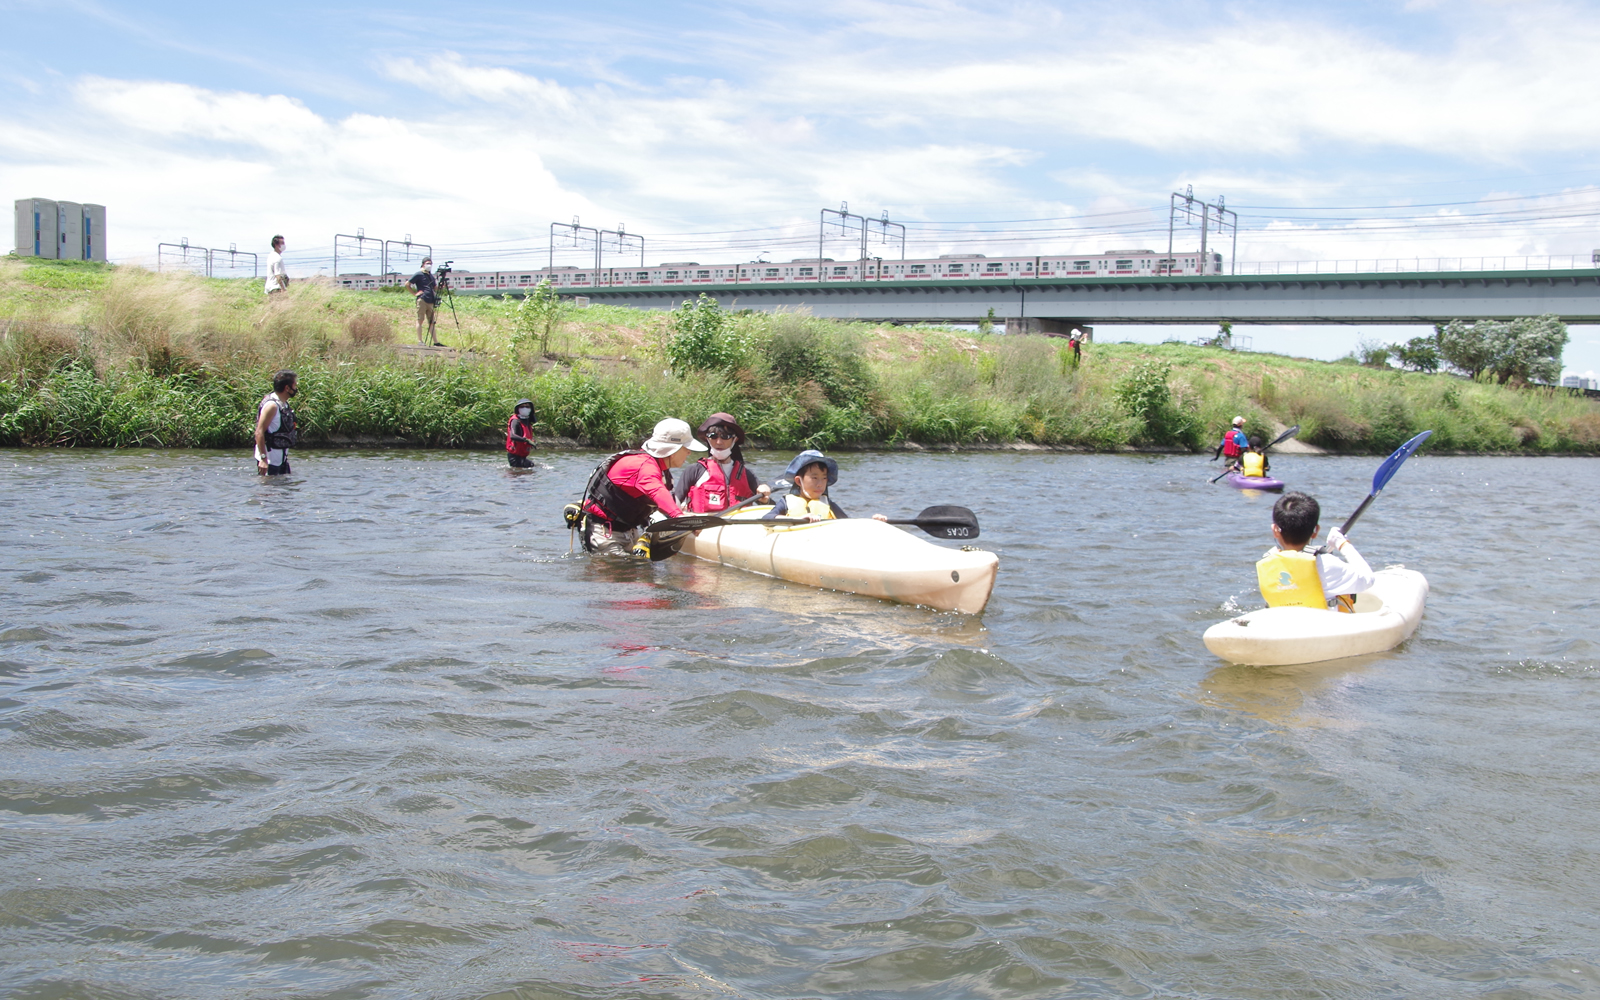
[
  {"left": 265, "top": 458, "right": 291, "bottom": 476},
  {"left": 507, "top": 454, "right": 534, "bottom": 468}
]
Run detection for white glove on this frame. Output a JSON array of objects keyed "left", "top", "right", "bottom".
[{"left": 1325, "top": 527, "right": 1348, "bottom": 551}]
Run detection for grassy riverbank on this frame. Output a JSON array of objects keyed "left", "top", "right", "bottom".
[{"left": 3, "top": 256, "right": 1597, "bottom": 453}]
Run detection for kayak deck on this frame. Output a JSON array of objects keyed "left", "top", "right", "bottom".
[
  {"left": 678, "top": 513, "right": 998, "bottom": 614},
  {"left": 1225, "top": 471, "right": 1285, "bottom": 492},
  {"left": 1203, "top": 567, "right": 1428, "bottom": 666}
]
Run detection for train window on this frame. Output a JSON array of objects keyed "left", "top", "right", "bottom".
[
  {"left": 765, "top": 268, "right": 779, "bottom": 277},
  {"left": 798, "top": 267, "right": 813, "bottom": 276},
  {"left": 697, "top": 270, "right": 710, "bottom": 278},
  {"left": 948, "top": 264, "right": 964, "bottom": 273},
  {"left": 636, "top": 271, "right": 650, "bottom": 280},
  {"left": 834, "top": 266, "right": 849, "bottom": 275},
  {"left": 665, "top": 271, "right": 679, "bottom": 280},
  {"left": 910, "top": 264, "right": 927, "bottom": 273},
  {"left": 521, "top": 275, "right": 531, "bottom": 281},
  {"left": 575, "top": 274, "right": 587, "bottom": 280},
  {"left": 1114, "top": 260, "right": 1133, "bottom": 269},
  {"left": 1073, "top": 261, "right": 1092, "bottom": 270},
  {"left": 1023, "top": 262, "right": 1033, "bottom": 269}
]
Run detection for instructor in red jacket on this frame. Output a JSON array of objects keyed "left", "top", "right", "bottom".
[{"left": 580, "top": 417, "right": 706, "bottom": 554}]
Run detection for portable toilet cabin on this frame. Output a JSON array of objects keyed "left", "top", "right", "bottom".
[
  {"left": 56, "top": 202, "right": 83, "bottom": 260},
  {"left": 81, "top": 204, "right": 106, "bottom": 261},
  {"left": 14, "top": 198, "right": 59, "bottom": 258}
]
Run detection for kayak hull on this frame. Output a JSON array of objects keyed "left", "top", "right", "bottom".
[
  {"left": 1225, "top": 472, "right": 1285, "bottom": 491},
  {"left": 679, "top": 514, "right": 999, "bottom": 614},
  {"left": 1203, "top": 567, "right": 1428, "bottom": 666}
]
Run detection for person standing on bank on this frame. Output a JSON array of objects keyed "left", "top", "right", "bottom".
[
  {"left": 578, "top": 418, "right": 706, "bottom": 555},
  {"left": 673, "top": 413, "right": 770, "bottom": 513},
  {"left": 264, "top": 235, "right": 288, "bottom": 296},
  {"left": 407, "top": 258, "right": 444, "bottom": 347},
  {"left": 506, "top": 399, "right": 537, "bottom": 469},
  {"left": 254, "top": 370, "right": 298, "bottom": 476}
]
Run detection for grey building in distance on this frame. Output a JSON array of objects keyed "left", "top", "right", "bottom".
[{"left": 14, "top": 198, "right": 107, "bottom": 261}]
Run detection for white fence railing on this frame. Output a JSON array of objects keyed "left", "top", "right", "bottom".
[{"left": 1233, "top": 255, "right": 1596, "bottom": 276}]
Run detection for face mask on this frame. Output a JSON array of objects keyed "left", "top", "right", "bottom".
[
  {"left": 710, "top": 446, "right": 733, "bottom": 461},
  {"left": 517, "top": 408, "right": 532, "bottom": 420}
]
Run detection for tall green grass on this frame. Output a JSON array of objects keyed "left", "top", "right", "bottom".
[{"left": 3, "top": 256, "right": 1598, "bottom": 453}]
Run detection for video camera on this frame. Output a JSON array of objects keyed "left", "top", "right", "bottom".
[{"left": 435, "top": 260, "right": 454, "bottom": 282}]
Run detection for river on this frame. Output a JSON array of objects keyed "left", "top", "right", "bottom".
[{"left": 2, "top": 449, "right": 1597, "bottom": 999}]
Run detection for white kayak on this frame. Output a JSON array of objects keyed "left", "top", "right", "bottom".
[
  {"left": 1202, "top": 567, "right": 1428, "bottom": 667},
  {"left": 677, "top": 511, "right": 999, "bottom": 614}
]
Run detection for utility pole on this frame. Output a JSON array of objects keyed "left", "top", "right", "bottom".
[
  {"left": 549, "top": 217, "right": 602, "bottom": 273},
  {"left": 1167, "top": 188, "right": 1238, "bottom": 275},
  {"left": 597, "top": 224, "right": 644, "bottom": 286},
  {"left": 819, "top": 204, "right": 906, "bottom": 282}
]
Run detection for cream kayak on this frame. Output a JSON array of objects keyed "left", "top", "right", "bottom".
[
  {"left": 1202, "top": 567, "right": 1428, "bottom": 666},
  {"left": 677, "top": 512, "right": 999, "bottom": 614}
]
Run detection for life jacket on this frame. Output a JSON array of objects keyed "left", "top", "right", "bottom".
[
  {"left": 506, "top": 414, "right": 534, "bottom": 457},
  {"left": 582, "top": 450, "right": 661, "bottom": 530},
  {"left": 260, "top": 393, "right": 297, "bottom": 451},
  {"left": 1241, "top": 451, "right": 1265, "bottom": 477},
  {"left": 686, "top": 457, "right": 753, "bottom": 513},
  {"left": 1222, "top": 428, "right": 1246, "bottom": 458},
  {"left": 778, "top": 492, "right": 837, "bottom": 520},
  {"left": 1256, "top": 548, "right": 1328, "bottom": 609}
]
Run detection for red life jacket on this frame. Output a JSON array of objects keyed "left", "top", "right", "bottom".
[
  {"left": 686, "top": 457, "right": 753, "bottom": 513},
  {"left": 506, "top": 414, "right": 534, "bottom": 457},
  {"left": 1222, "top": 428, "right": 1246, "bottom": 458}
]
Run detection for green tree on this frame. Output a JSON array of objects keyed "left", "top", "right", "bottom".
[
  {"left": 665, "top": 294, "right": 740, "bottom": 375},
  {"left": 507, "top": 280, "right": 569, "bottom": 359},
  {"left": 1391, "top": 336, "right": 1441, "bottom": 373},
  {"left": 979, "top": 307, "right": 996, "bottom": 336},
  {"left": 1438, "top": 314, "right": 1568, "bottom": 383}
]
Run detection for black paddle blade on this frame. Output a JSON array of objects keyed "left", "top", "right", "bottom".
[
  {"left": 647, "top": 514, "right": 730, "bottom": 533},
  {"left": 888, "top": 504, "right": 980, "bottom": 540}
]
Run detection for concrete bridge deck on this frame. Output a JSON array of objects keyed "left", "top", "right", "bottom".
[{"left": 463, "top": 267, "right": 1600, "bottom": 327}]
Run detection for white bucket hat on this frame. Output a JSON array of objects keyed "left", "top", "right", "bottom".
[
  {"left": 1232, "top": 415, "right": 1246, "bottom": 426},
  {"left": 641, "top": 417, "right": 707, "bottom": 458}
]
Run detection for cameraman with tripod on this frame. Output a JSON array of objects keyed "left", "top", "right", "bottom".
[{"left": 407, "top": 258, "right": 446, "bottom": 347}]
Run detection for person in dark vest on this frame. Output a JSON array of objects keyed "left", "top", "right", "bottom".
[
  {"left": 506, "top": 399, "right": 537, "bottom": 469},
  {"left": 578, "top": 417, "right": 706, "bottom": 555},
  {"left": 672, "top": 413, "right": 770, "bottom": 513},
  {"left": 254, "top": 369, "right": 298, "bottom": 476}
]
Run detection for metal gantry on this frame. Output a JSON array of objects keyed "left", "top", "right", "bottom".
[
  {"left": 156, "top": 239, "right": 258, "bottom": 278},
  {"left": 1167, "top": 187, "right": 1238, "bottom": 275},
  {"left": 333, "top": 230, "right": 432, "bottom": 279},
  {"left": 817, "top": 204, "right": 906, "bottom": 281}
]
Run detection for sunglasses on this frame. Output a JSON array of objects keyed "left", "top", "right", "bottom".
[{"left": 705, "top": 430, "right": 736, "bottom": 440}]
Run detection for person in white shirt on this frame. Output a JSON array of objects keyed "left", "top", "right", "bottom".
[
  {"left": 264, "top": 235, "right": 288, "bottom": 295},
  {"left": 1256, "top": 491, "right": 1376, "bottom": 612}
]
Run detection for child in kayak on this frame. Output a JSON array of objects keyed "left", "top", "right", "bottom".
[
  {"left": 1240, "top": 435, "right": 1271, "bottom": 479},
  {"left": 1258, "top": 491, "right": 1375, "bottom": 612},
  {"left": 763, "top": 450, "right": 888, "bottom": 522}
]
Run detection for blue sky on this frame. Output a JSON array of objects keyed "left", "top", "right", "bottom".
[{"left": 6, "top": 0, "right": 1600, "bottom": 373}]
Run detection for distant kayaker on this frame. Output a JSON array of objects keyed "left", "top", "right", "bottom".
[
  {"left": 1257, "top": 491, "right": 1375, "bottom": 613},
  {"left": 254, "top": 369, "right": 298, "bottom": 476},
  {"left": 673, "top": 413, "right": 771, "bottom": 513},
  {"left": 763, "top": 450, "right": 888, "bottom": 522},
  {"left": 1213, "top": 415, "right": 1248, "bottom": 467},
  {"left": 577, "top": 417, "right": 706, "bottom": 555},
  {"left": 1240, "top": 435, "right": 1270, "bottom": 478},
  {"left": 506, "top": 399, "right": 537, "bottom": 469}
]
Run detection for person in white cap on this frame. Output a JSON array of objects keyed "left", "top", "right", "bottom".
[
  {"left": 1212, "top": 414, "right": 1249, "bottom": 468},
  {"left": 575, "top": 417, "right": 707, "bottom": 555}
]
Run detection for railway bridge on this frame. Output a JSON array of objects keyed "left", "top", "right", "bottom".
[{"left": 466, "top": 268, "right": 1600, "bottom": 335}]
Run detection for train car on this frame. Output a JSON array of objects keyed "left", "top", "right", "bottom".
[{"left": 335, "top": 248, "right": 1224, "bottom": 292}]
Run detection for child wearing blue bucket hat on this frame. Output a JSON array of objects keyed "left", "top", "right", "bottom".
[{"left": 763, "top": 449, "right": 887, "bottom": 522}]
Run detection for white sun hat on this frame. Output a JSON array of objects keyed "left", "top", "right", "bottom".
[
  {"left": 641, "top": 417, "right": 707, "bottom": 457},
  {"left": 1232, "top": 415, "right": 1246, "bottom": 426}
]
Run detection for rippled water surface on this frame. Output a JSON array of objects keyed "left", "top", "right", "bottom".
[{"left": 3, "top": 448, "right": 1599, "bottom": 999}]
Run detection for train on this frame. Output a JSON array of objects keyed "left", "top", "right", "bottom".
[{"left": 335, "top": 247, "right": 1226, "bottom": 292}]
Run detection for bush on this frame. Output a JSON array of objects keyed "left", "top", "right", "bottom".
[
  {"left": 665, "top": 294, "right": 740, "bottom": 375},
  {"left": 1114, "top": 360, "right": 1196, "bottom": 447},
  {"left": 346, "top": 312, "right": 392, "bottom": 346}
]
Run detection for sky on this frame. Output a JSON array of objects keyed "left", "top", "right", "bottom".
[{"left": 5, "top": 0, "right": 1600, "bottom": 375}]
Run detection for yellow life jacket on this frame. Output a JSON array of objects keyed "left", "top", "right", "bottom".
[
  {"left": 1255, "top": 547, "right": 1327, "bottom": 609},
  {"left": 1241, "top": 451, "right": 1265, "bottom": 478},
  {"left": 780, "top": 493, "right": 836, "bottom": 520}
]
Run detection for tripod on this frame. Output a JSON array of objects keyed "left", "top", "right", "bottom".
[{"left": 436, "top": 261, "right": 461, "bottom": 334}]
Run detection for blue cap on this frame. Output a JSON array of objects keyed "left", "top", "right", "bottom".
[{"left": 784, "top": 449, "right": 838, "bottom": 485}]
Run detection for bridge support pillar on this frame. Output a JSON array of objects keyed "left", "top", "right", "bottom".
[{"left": 1005, "top": 318, "right": 1092, "bottom": 340}]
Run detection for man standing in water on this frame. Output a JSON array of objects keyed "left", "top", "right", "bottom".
[
  {"left": 407, "top": 258, "right": 443, "bottom": 347},
  {"left": 254, "top": 370, "right": 298, "bottom": 476},
  {"left": 264, "top": 235, "right": 288, "bottom": 296}
]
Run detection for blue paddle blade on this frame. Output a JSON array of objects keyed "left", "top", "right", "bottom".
[{"left": 1371, "top": 430, "right": 1433, "bottom": 493}]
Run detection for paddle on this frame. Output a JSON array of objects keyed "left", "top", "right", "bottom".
[
  {"left": 648, "top": 504, "right": 981, "bottom": 540},
  {"left": 1211, "top": 424, "right": 1300, "bottom": 483},
  {"left": 1317, "top": 430, "right": 1433, "bottom": 549}
]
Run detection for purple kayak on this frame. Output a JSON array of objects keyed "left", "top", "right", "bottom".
[{"left": 1225, "top": 471, "right": 1285, "bottom": 492}]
